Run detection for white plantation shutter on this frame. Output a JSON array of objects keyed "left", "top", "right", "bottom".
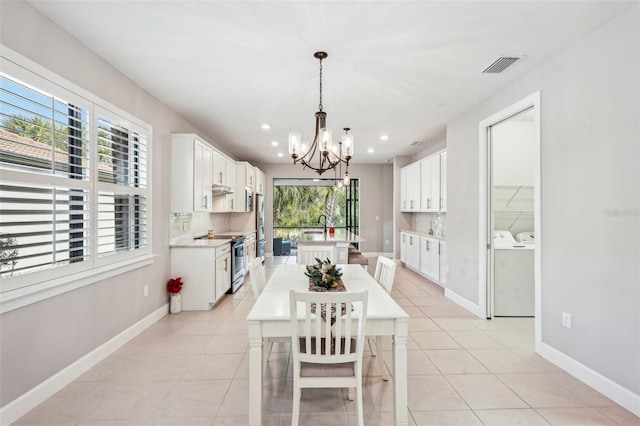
[
  {"left": 0, "top": 64, "right": 151, "bottom": 293},
  {"left": 95, "top": 107, "right": 149, "bottom": 260}
]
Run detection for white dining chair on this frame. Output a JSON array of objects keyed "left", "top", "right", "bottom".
[
  {"left": 289, "top": 290, "right": 368, "bottom": 426},
  {"left": 249, "top": 258, "right": 287, "bottom": 362},
  {"left": 368, "top": 255, "right": 397, "bottom": 381},
  {"left": 248, "top": 257, "right": 266, "bottom": 300}
]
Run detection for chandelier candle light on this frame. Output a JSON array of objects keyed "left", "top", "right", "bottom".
[{"left": 289, "top": 51, "right": 354, "bottom": 182}]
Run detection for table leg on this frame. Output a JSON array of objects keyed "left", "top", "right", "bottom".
[
  {"left": 392, "top": 318, "right": 409, "bottom": 426},
  {"left": 248, "top": 321, "right": 263, "bottom": 426}
]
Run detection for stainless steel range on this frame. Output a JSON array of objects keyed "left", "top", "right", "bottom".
[{"left": 213, "top": 234, "right": 245, "bottom": 293}]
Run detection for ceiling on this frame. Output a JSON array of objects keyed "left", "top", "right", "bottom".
[{"left": 28, "top": 1, "right": 633, "bottom": 165}]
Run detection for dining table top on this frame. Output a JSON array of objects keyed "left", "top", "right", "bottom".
[{"left": 246, "top": 264, "right": 409, "bottom": 323}]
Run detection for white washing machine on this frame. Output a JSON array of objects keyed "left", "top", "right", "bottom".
[{"left": 493, "top": 230, "right": 534, "bottom": 316}]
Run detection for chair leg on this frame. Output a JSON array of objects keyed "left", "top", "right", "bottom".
[
  {"left": 356, "top": 381, "right": 364, "bottom": 426},
  {"left": 292, "top": 383, "right": 301, "bottom": 426},
  {"left": 266, "top": 340, "right": 274, "bottom": 361},
  {"left": 376, "top": 336, "right": 389, "bottom": 381},
  {"left": 367, "top": 337, "right": 376, "bottom": 356},
  {"left": 348, "top": 387, "right": 355, "bottom": 401}
]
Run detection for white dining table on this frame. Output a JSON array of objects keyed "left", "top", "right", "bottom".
[{"left": 246, "top": 264, "right": 410, "bottom": 425}]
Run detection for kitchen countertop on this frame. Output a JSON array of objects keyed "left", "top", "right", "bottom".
[
  {"left": 298, "top": 229, "right": 365, "bottom": 244},
  {"left": 400, "top": 229, "right": 446, "bottom": 241},
  {"left": 170, "top": 238, "right": 232, "bottom": 248}
]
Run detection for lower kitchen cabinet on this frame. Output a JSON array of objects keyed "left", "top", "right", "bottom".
[
  {"left": 171, "top": 244, "right": 230, "bottom": 310},
  {"left": 419, "top": 236, "right": 440, "bottom": 282},
  {"left": 215, "top": 248, "right": 231, "bottom": 301},
  {"left": 439, "top": 240, "right": 447, "bottom": 285},
  {"left": 400, "top": 230, "right": 446, "bottom": 286}
]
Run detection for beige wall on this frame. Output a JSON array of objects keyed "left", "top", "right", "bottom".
[
  {"left": 440, "top": 6, "right": 639, "bottom": 397},
  {"left": 0, "top": 1, "right": 235, "bottom": 407}
]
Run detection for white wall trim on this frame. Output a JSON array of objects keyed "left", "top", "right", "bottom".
[
  {"left": 540, "top": 342, "right": 640, "bottom": 417},
  {"left": 0, "top": 304, "right": 168, "bottom": 425},
  {"left": 445, "top": 288, "right": 483, "bottom": 317}
]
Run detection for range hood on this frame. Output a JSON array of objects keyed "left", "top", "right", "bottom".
[{"left": 212, "top": 184, "right": 234, "bottom": 196}]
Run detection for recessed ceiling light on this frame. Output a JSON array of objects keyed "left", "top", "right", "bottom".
[
  {"left": 261, "top": 124, "right": 271, "bottom": 130},
  {"left": 277, "top": 152, "right": 283, "bottom": 157},
  {"left": 380, "top": 135, "right": 389, "bottom": 141},
  {"left": 271, "top": 141, "right": 279, "bottom": 146},
  {"left": 367, "top": 148, "right": 374, "bottom": 153}
]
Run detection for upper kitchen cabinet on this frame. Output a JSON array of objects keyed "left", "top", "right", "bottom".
[
  {"left": 213, "top": 157, "right": 237, "bottom": 212},
  {"left": 170, "top": 133, "right": 213, "bottom": 213},
  {"left": 400, "top": 162, "right": 420, "bottom": 212},
  {"left": 244, "top": 162, "right": 255, "bottom": 189},
  {"left": 213, "top": 149, "right": 236, "bottom": 189},
  {"left": 235, "top": 161, "right": 254, "bottom": 212},
  {"left": 254, "top": 167, "right": 265, "bottom": 195},
  {"left": 400, "top": 150, "right": 447, "bottom": 213},
  {"left": 420, "top": 154, "right": 440, "bottom": 212}
]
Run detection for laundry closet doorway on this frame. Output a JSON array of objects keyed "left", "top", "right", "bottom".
[{"left": 478, "top": 92, "right": 542, "bottom": 349}]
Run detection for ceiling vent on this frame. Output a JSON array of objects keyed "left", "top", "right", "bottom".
[
  {"left": 410, "top": 141, "right": 423, "bottom": 146},
  {"left": 482, "top": 56, "right": 524, "bottom": 74}
]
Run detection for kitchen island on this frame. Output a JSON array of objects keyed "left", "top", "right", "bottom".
[{"left": 296, "top": 229, "right": 365, "bottom": 264}]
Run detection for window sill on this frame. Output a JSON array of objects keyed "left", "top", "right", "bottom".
[{"left": 0, "top": 254, "right": 157, "bottom": 314}]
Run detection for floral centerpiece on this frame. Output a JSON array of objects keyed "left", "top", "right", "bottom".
[{"left": 305, "top": 258, "right": 343, "bottom": 290}]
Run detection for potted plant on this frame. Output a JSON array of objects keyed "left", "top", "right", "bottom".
[{"left": 167, "top": 277, "right": 183, "bottom": 313}]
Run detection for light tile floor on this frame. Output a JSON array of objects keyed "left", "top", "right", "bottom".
[{"left": 14, "top": 256, "right": 640, "bottom": 425}]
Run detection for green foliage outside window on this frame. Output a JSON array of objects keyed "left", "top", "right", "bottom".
[{"left": 273, "top": 185, "right": 346, "bottom": 228}]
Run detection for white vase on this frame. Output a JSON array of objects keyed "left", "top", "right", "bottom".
[{"left": 170, "top": 293, "right": 182, "bottom": 314}]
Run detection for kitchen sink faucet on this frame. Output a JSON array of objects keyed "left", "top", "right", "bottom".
[{"left": 317, "top": 214, "right": 327, "bottom": 234}]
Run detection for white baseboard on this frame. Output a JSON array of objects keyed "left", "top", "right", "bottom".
[
  {"left": 0, "top": 303, "right": 168, "bottom": 426},
  {"left": 539, "top": 342, "right": 640, "bottom": 417},
  {"left": 444, "top": 288, "right": 483, "bottom": 318}
]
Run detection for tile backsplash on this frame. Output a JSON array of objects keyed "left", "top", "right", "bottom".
[{"left": 170, "top": 212, "right": 231, "bottom": 243}]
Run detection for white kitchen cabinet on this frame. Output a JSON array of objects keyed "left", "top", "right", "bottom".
[
  {"left": 215, "top": 245, "right": 231, "bottom": 301},
  {"left": 213, "top": 157, "right": 238, "bottom": 212},
  {"left": 213, "top": 150, "right": 227, "bottom": 185},
  {"left": 400, "top": 163, "right": 420, "bottom": 212},
  {"left": 170, "top": 134, "right": 213, "bottom": 213},
  {"left": 401, "top": 231, "right": 420, "bottom": 271},
  {"left": 245, "top": 163, "right": 255, "bottom": 189},
  {"left": 193, "top": 140, "right": 213, "bottom": 212},
  {"left": 420, "top": 155, "right": 441, "bottom": 212},
  {"left": 254, "top": 167, "right": 265, "bottom": 195},
  {"left": 419, "top": 236, "right": 440, "bottom": 282},
  {"left": 171, "top": 247, "right": 216, "bottom": 310},
  {"left": 439, "top": 240, "right": 447, "bottom": 285}
]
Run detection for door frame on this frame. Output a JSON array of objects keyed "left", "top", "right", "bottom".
[{"left": 477, "top": 91, "right": 542, "bottom": 351}]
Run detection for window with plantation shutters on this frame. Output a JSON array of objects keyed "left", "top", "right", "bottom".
[{"left": 0, "top": 61, "right": 151, "bottom": 297}]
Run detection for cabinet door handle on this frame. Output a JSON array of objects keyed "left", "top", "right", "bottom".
[
  {"left": 427, "top": 198, "right": 431, "bottom": 209},
  {"left": 204, "top": 194, "right": 208, "bottom": 209},
  {"left": 224, "top": 258, "right": 228, "bottom": 271},
  {"left": 426, "top": 241, "right": 429, "bottom": 251},
  {"left": 410, "top": 200, "right": 414, "bottom": 209}
]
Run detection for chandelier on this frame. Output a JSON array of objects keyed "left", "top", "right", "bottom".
[{"left": 288, "top": 51, "right": 353, "bottom": 181}]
